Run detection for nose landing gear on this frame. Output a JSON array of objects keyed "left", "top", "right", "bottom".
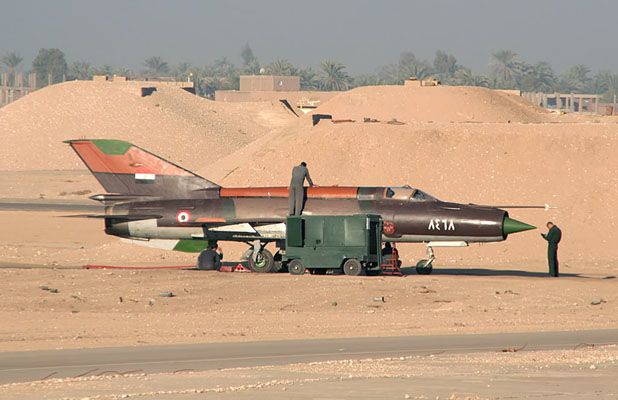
[
  {"left": 415, "top": 245, "right": 435, "bottom": 275},
  {"left": 415, "top": 241, "right": 469, "bottom": 275}
]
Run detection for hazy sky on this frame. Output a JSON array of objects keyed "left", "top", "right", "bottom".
[{"left": 3, "top": 0, "right": 617, "bottom": 74}]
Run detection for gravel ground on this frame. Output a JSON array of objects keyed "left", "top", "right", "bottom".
[{"left": 1, "top": 346, "right": 616, "bottom": 399}]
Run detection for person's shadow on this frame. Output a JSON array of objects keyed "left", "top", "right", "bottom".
[{"left": 399, "top": 266, "right": 616, "bottom": 279}]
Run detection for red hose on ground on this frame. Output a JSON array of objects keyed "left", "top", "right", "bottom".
[{"left": 82, "top": 265, "right": 194, "bottom": 270}]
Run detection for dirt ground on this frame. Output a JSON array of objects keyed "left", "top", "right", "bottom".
[
  {"left": 1, "top": 346, "right": 617, "bottom": 399},
  {"left": 1, "top": 82, "right": 617, "bottom": 399},
  {"left": 0, "top": 239, "right": 616, "bottom": 352},
  {"left": 0, "top": 205, "right": 616, "bottom": 353}
]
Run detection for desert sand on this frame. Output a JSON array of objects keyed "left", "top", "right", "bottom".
[
  {"left": 0, "top": 80, "right": 294, "bottom": 171},
  {"left": 0, "top": 258, "right": 616, "bottom": 352},
  {"left": 314, "top": 85, "right": 553, "bottom": 123},
  {"left": 0, "top": 80, "right": 617, "bottom": 359}
]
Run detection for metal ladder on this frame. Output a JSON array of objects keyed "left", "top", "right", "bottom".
[{"left": 380, "top": 243, "right": 403, "bottom": 276}]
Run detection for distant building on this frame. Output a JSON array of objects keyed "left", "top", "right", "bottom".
[
  {"left": 523, "top": 92, "right": 605, "bottom": 114},
  {"left": 240, "top": 75, "right": 300, "bottom": 92},
  {"left": 215, "top": 75, "right": 338, "bottom": 113}
]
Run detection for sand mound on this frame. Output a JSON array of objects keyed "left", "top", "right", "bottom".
[
  {"left": 0, "top": 80, "right": 294, "bottom": 171},
  {"left": 314, "top": 85, "right": 550, "bottom": 123},
  {"left": 207, "top": 120, "right": 618, "bottom": 266}
]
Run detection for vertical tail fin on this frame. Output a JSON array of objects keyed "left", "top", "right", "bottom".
[{"left": 65, "top": 139, "right": 219, "bottom": 198}]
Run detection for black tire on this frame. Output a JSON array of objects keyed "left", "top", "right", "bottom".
[
  {"left": 415, "top": 259, "right": 433, "bottom": 275},
  {"left": 288, "top": 259, "right": 306, "bottom": 275},
  {"left": 197, "top": 250, "right": 217, "bottom": 270},
  {"left": 248, "top": 249, "right": 275, "bottom": 273},
  {"left": 343, "top": 258, "right": 364, "bottom": 276}
]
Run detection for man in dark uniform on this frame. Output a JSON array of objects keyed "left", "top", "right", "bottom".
[
  {"left": 541, "top": 222, "right": 562, "bottom": 277},
  {"left": 381, "top": 242, "right": 401, "bottom": 268},
  {"left": 197, "top": 243, "right": 223, "bottom": 270},
  {"left": 288, "top": 161, "right": 314, "bottom": 216}
]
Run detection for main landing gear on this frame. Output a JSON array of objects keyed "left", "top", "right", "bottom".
[{"left": 245, "top": 240, "right": 282, "bottom": 273}]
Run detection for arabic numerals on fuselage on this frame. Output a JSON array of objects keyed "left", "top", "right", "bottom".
[{"left": 427, "top": 218, "right": 455, "bottom": 231}]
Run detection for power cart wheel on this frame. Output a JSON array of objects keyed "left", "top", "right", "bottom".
[
  {"left": 248, "top": 249, "right": 275, "bottom": 273},
  {"left": 288, "top": 259, "right": 306, "bottom": 275},
  {"left": 343, "top": 258, "right": 364, "bottom": 276},
  {"left": 415, "top": 259, "right": 433, "bottom": 275}
]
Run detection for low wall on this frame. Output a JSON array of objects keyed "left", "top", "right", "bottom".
[{"left": 214, "top": 90, "right": 339, "bottom": 107}]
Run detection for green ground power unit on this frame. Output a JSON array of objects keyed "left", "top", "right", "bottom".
[{"left": 283, "top": 214, "right": 383, "bottom": 276}]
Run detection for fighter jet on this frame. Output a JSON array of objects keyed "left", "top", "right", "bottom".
[{"left": 65, "top": 139, "right": 537, "bottom": 274}]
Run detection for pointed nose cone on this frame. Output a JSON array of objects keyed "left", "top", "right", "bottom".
[{"left": 503, "top": 217, "right": 536, "bottom": 235}]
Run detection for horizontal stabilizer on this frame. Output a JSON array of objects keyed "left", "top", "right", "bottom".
[
  {"left": 89, "top": 193, "right": 156, "bottom": 204},
  {"left": 63, "top": 214, "right": 162, "bottom": 221},
  {"left": 472, "top": 203, "right": 555, "bottom": 211}
]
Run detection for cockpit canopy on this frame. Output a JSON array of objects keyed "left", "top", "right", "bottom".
[{"left": 384, "top": 185, "right": 437, "bottom": 202}]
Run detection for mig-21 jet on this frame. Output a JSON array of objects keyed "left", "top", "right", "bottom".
[{"left": 66, "top": 139, "right": 538, "bottom": 274}]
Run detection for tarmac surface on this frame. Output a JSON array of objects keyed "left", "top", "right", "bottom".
[{"left": 1, "top": 328, "right": 617, "bottom": 384}]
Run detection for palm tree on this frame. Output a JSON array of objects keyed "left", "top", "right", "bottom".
[
  {"left": 605, "top": 74, "right": 618, "bottom": 103},
  {"left": 242, "top": 58, "right": 261, "bottom": 75},
  {"left": 299, "top": 68, "right": 320, "bottom": 90},
  {"left": 266, "top": 59, "right": 298, "bottom": 76},
  {"left": 68, "top": 61, "right": 93, "bottom": 80},
  {"left": 201, "top": 57, "right": 239, "bottom": 96},
  {"left": 433, "top": 50, "right": 458, "bottom": 82},
  {"left": 319, "top": 61, "right": 351, "bottom": 91},
  {"left": 398, "top": 52, "right": 433, "bottom": 81},
  {"left": 594, "top": 72, "right": 618, "bottom": 102},
  {"left": 529, "top": 62, "right": 556, "bottom": 92},
  {"left": 378, "top": 63, "right": 400, "bottom": 85},
  {"left": 353, "top": 74, "right": 381, "bottom": 88},
  {"left": 94, "top": 64, "right": 115, "bottom": 76},
  {"left": 453, "top": 68, "right": 489, "bottom": 87},
  {"left": 1, "top": 51, "right": 23, "bottom": 71},
  {"left": 559, "top": 64, "right": 591, "bottom": 93},
  {"left": 489, "top": 49, "right": 519, "bottom": 88},
  {"left": 511, "top": 61, "right": 539, "bottom": 91},
  {"left": 172, "top": 62, "right": 195, "bottom": 81},
  {"left": 591, "top": 70, "right": 610, "bottom": 94},
  {"left": 1, "top": 51, "right": 23, "bottom": 85},
  {"left": 143, "top": 56, "right": 170, "bottom": 76}
]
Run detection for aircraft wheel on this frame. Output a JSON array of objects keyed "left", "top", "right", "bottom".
[
  {"left": 343, "top": 258, "right": 365, "bottom": 276},
  {"left": 248, "top": 249, "right": 275, "bottom": 273},
  {"left": 288, "top": 259, "right": 306, "bottom": 275},
  {"left": 415, "top": 259, "right": 433, "bottom": 275}
]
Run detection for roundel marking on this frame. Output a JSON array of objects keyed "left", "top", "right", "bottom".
[
  {"left": 383, "top": 220, "right": 396, "bottom": 235},
  {"left": 176, "top": 210, "right": 191, "bottom": 224}
]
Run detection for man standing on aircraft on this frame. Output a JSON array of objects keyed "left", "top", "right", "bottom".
[
  {"left": 541, "top": 222, "right": 562, "bottom": 277},
  {"left": 289, "top": 161, "right": 314, "bottom": 216}
]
